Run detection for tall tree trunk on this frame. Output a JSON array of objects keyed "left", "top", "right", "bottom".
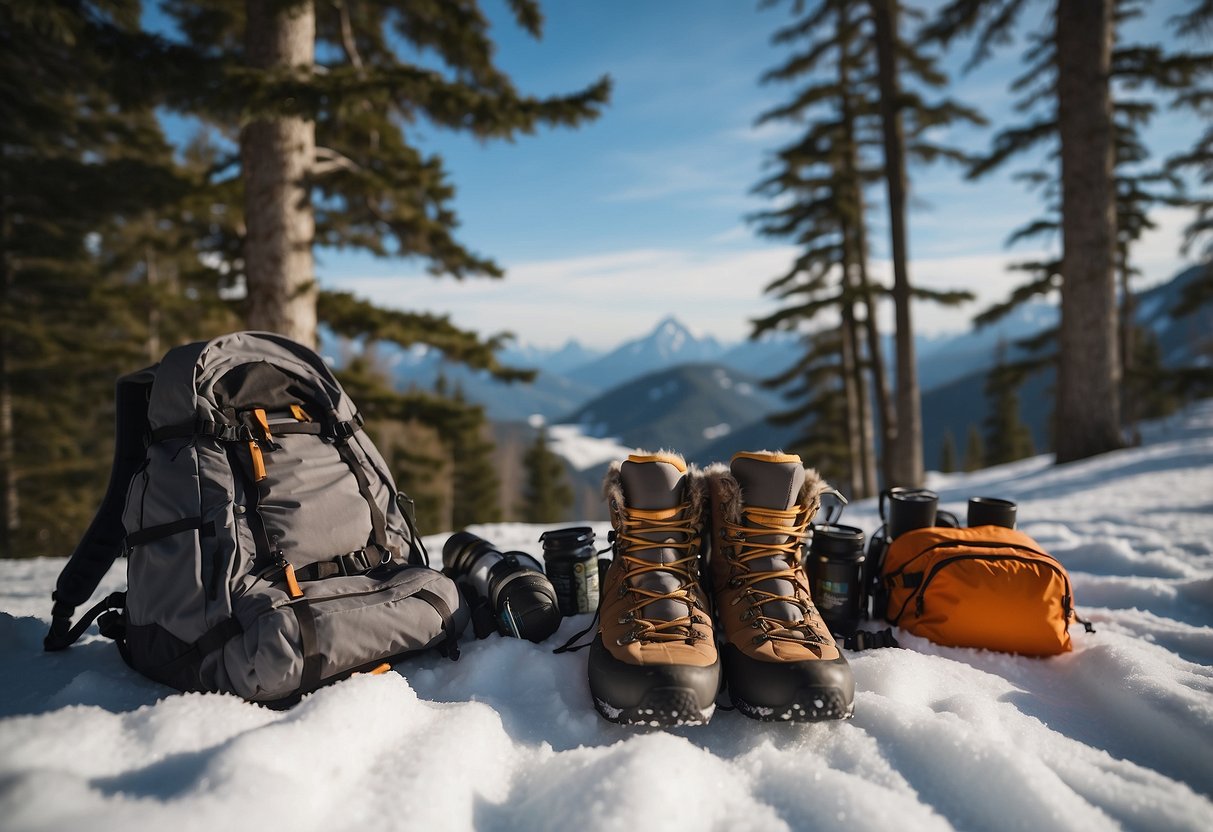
[
  {"left": 1055, "top": 0, "right": 1121, "bottom": 462},
  {"left": 242, "top": 0, "right": 317, "bottom": 347},
  {"left": 145, "top": 243, "right": 161, "bottom": 362},
  {"left": 0, "top": 158, "right": 15, "bottom": 556},
  {"left": 1118, "top": 251, "right": 1138, "bottom": 441},
  {"left": 852, "top": 316, "right": 878, "bottom": 497},
  {"left": 853, "top": 219, "right": 895, "bottom": 487},
  {"left": 871, "top": 0, "right": 924, "bottom": 487},
  {"left": 838, "top": 316, "right": 864, "bottom": 499},
  {"left": 835, "top": 3, "right": 881, "bottom": 496},
  {"left": 840, "top": 248, "right": 877, "bottom": 499}
]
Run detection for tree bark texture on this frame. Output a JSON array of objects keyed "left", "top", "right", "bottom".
[
  {"left": 871, "top": 0, "right": 924, "bottom": 487},
  {"left": 1055, "top": 0, "right": 1122, "bottom": 462},
  {"left": 839, "top": 316, "right": 864, "bottom": 499},
  {"left": 0, "top": 158, "right": 16, "bottom": 556},
  {"left": 242, "top": 0, "right": 317, "bottom": 347},
  {"left": 1119, "top": 257, "right": 1137, "bottom": 438},
  {"left": 854, "top": 214, "right": 895, "bottom": 488}
]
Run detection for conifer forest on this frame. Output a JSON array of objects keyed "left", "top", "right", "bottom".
[{"left": 2, "top": 0, "right": 1210, "bottom": 558}]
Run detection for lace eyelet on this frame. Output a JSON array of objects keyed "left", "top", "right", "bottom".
[{"left": 752, "top": 634, "right": 769, "bottom": 645}]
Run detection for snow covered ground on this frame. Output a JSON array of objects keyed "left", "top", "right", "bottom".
[{"left": 2, "top": 402, "right": 1212, "bottom": 831}]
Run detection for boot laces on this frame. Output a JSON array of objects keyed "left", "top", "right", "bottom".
[
  {"left": 614, "top": 503, "right": 705, "bottom": 643},
  {"left": 724, "top": 505, "right": 824, "bottom": 644}
]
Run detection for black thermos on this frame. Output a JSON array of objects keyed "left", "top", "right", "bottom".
[
  {"left": 807, "top": 523, "right": 867, "bottom": 637},
  {"left": 539, "top": 527, "right": 600, "bottom": 616}
]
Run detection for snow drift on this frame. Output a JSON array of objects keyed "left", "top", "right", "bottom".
[{"left": 2, "top": 403, "right": 1212, "bottom": 831}]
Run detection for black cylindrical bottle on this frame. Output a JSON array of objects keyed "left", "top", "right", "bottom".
[
  {"left": 807, "top": 523, "right": 867, "bottom": 637},
  {"left": 539, "top": 527, "right": 599, "bottom": 616}
]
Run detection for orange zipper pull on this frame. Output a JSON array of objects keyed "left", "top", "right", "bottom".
[
  {"left": 253, "top": 407, "right": 272, "bottom": 438},
  {"left": 248, "top": 441, "right": 266, "bottom": 481},
  {"left": 284, "top": 562, "right": 304, "bottom": 599},
  {"left": 290, "top": 404, "right": 311, "bottom": 422}
]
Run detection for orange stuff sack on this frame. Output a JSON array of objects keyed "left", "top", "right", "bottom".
[{"left": 875, "top": 525, "right": 1087, "bottom": 656}]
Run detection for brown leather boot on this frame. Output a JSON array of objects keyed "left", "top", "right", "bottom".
[
  {"left": 589, "top": 452, "right": 720, "bottom": 726},
  {"left": 704, "top": 451, "right": 854, "bottom": 721}
]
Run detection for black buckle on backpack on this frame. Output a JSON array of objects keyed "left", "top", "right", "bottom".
[
  {"left": 337, "top": 549, "right": 373, "bottom": 576},
  {"left": 334, "top": 420, "right": 356, "bottom": 439}
]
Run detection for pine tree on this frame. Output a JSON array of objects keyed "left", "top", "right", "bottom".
[
  {"left": 867, "top": 0, "right": 984, "bottom": 488},
  {"left": 924, "top": 0, "right": 1213, "bottom": 463},
  {"left": 963, "top": 424, "right": 985, "bottom": 473},
  {"left": 449, "top": 387, "right": 502, "bottom": 529},
  {"left": 754, "top": 0, "right": 976, "bottom": 494},
  {"left": 0, "top": 1, "right": 233, "bottom": 557},
  {"left": 983, "top": 349, "right": 1036, "bottom": 466},
  {"left": 161, "top": 0, "right": 610, "bottom": 348},
  {"left": 762, "top": 328, "right": 858, "bottom": 495},
  {"left": 1166, "top": 2, "right": 1213, "bottom": 269},
  {"left": 939, "top": 430, "right": 957, "bottom": 474},
  {"left": 518, "top": 426, "right": 572, "bottom": 524}
]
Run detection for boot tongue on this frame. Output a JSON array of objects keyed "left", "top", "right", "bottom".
[
  {"left": 620, "top": 454, "right": 685, "bottom": 511},
  {"left": 619, "top": 453, "right": 690, "bottom": 622},
  {"left": 731, "top": 452, "right": 806, "bottom": 627},
  {"left": 731, "top": 453, "right": 805, "bottom": 511}
]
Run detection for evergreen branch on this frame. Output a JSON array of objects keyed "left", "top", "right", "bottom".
[
  {"left": 911, "top": 287, "right": 975, "bottom": 305},
  {"left": 968, "top": 117, "right": 1057, "bottom": 179},
  {"left": 752, "top": 293, "right": 843, "bottom": 334},
  {"left": 1013, "top": 325, "right": 1058, "bottom": 356},
  {"left": 313, "top": 145, "right": 361, "bottom": 176},
  {"left": 920, "top": 0, "right": 1031, "bottom": 71},
  {"left": 974, "top": 267, "right": 1058, "bottom": 327},
  {"left": 761, "top": 37, "right": 839, "bottom": 83},
  {"left": 1171, "top": 0, "right": 1213, "bottom": 39},
  {"left": 770, "top": 1, "right": 834, "bottom": 46},
  {"left": 1006, "top": 217, "right": 1059, "bottom": 248},
  {"left": 226, "top": 65, "right": 612, "bottom": 139},
  {"left": 506, "top": 0, "right": 544, "bottom": 38}
]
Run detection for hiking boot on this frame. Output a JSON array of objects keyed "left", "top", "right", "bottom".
[
  {"left": 589, "top": 452, "right": 720, "bottom": 726},
  {"left": 705, "top": 452, "right": 855, "bottom": 721}
]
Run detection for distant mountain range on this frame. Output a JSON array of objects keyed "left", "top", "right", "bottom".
[
  {"left": 324, "top": 263, "right": 1210, "bottom": 488},
  {"left": 565, "top": 362, "right": 785, "bottom": 460},
  {"left": 324, "top": 314, "right": 802, "bottom": 422}
]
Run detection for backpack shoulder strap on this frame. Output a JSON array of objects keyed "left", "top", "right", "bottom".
[{"left": 44, "top": 366, "right": 156, "bottom": 651}]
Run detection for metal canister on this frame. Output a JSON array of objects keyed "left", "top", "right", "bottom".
[{"left": 539, "top": 527, "right": 599, "bottom": 615}]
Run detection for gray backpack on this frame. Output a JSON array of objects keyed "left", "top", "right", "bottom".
[{"left": 44, "top": 331, "right": 469, "bottom": 705}]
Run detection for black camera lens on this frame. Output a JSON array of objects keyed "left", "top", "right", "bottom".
[{"left": 442, "top": 532, "right": 561, "bottom": 643}]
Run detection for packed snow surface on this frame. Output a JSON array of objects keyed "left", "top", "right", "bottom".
[{"left": 3, "top": 403, "right": 1213, "bottom": 831}]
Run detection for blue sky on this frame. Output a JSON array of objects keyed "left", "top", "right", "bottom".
[{"left": 151, "top": 1, "right": 1203, "bottom": 348}]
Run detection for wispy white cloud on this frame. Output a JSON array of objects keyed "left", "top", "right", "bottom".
[
  {"left": 711, "top": 224, "right": 756, "bottom": 244},
  {"left": 324, "top": 205, "right": 1195, "bottom": 350}
]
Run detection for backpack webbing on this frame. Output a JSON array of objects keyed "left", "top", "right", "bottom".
[{"left": 44, "top": 368, "right": 155, "bottom": 652}]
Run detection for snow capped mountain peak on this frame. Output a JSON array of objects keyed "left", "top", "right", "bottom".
[{"left": 637, "top": 315, "right": 720, "bottom": 357}]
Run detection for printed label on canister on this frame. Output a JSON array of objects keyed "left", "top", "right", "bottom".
[
  {"left": 574, "top": 561, "right": 600, "bottom": 613},
  {"left": 815, "top": 578, "right": 849, "bottom": 613}
]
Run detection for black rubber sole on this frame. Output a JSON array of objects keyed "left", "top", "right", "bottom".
[
  {"left": 594, "top": 686, "right": 716, "bottom": 727},
  {"left": 588, "top": 636, "right": 721, "bottom": 727},
  {"left": 731, "top": 686, "right": 854, "bottom": 722}
]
